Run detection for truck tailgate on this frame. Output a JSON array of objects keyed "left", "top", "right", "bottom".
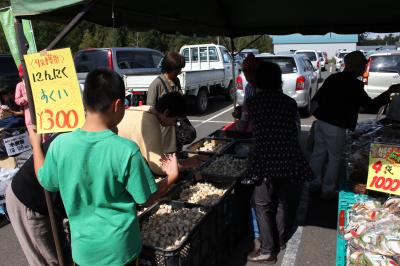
[{"left": 125, "top": 74, "right": 159, "bottom": 92}]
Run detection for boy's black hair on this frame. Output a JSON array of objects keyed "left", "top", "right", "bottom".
[
  {"left": 160, "top": 52, "right": 185, "bottom": 73},
  {"left": 155, "top": 92, "right": 186, "bottom": 117},
  {"left": 83, "top": 68, "right": 125, "bottom": 113},
  {"left": 255, "top": 62, "right": 283, "bottom": 92}
]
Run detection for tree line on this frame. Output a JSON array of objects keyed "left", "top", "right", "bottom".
[{"left": 0, "top": 14, "right": 273, "bottom": 55}]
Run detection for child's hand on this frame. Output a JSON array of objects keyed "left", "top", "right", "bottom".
[
  {"left": 27, "top": 126, "right": 42, "bottom": 147},
  {"left": 160, "top": 153, "right": 179, "bottom": 179}
]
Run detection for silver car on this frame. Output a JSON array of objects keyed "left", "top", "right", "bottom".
[
  {"left": 236, "top": 54, "right": 319, "bottom": 116},
  {"left": 363, "top": 50, "right": 400, "bottom": 98}
]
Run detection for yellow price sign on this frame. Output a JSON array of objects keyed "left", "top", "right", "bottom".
[
  {"left": 367, "top": 143, "right": 400, "bottom": 196},
  {"left": 24, "top": 48, "right": 85, "bottom": 133}
]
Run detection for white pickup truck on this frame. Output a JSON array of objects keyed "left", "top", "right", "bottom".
[
  {"left": 74, "top": 44, "right": 237, "bottom": 113},
  {"left": 178, "top": 44, "right": 238, "bottom": 113}
]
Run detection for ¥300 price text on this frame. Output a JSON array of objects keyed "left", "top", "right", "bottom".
[{"left": 37, "top": 109, "right": 79, "bottom": 131}]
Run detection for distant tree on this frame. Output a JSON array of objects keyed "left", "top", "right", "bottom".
[{"left": 0, "top": 0, "right": 10, "bottom": 8}]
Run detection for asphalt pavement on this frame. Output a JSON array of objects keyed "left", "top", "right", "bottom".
[{"left": 0, "top": 64, "right": 379, "bottom": 265}]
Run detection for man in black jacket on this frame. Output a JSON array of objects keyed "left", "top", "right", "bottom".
[
  {"left": 309, "top": 51, "right": 400, "bottom": 199},
  {"left": 5, "top": 134, "right": 72, "bottom": 266}
]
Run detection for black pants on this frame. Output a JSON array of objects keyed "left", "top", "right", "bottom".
[{"left": 253, "top": 179, "right": 288, "bottom": 254}]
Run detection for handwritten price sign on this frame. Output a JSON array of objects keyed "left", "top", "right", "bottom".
[
  {"left": 367, "top": 143, "right": 400, "bottom": 196},
  {"left": 24, "top": 48, "right": 85, "bottom": 133}
]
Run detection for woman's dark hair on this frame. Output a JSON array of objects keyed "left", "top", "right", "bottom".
[
  {"left": 160, "top": 52, "right": 185, "bottom": 73},
  {"left": 155, "top": 92, "right": 186, "bottom": 117},
  {"left": 83, "top": 68, "right": 125, "bottom": 113},
  {"left": 255, "top": 62, "right": 283, "bottom": 92},
  {"left": 0, "top": 85, "right": 14, "bottom": 96}
]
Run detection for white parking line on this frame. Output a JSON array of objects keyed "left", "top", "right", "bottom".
[
  {"left": 189, "top": 120, "right": 232, "bottom": 124},
  {"left": 193, "top": 106, "right": 234, "bottom": 128},
  {"left": 281, "top": 226, "right": 304, "bottom": 266}
]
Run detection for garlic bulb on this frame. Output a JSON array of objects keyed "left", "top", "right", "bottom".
[
  {"left": 196, "top": 140, "right": 225, "bottom": 152},
  {"left": 141, "top": 204, "right": 205, "bottom": 250},
  {"left": 179, "top": 182, "right": 227, "bottom": 206},
  {"left": 202, "top": 155, "right": 247, "bottom": 177}
]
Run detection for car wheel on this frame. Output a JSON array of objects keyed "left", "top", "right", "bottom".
[
  {"left": 300, "top": 91, "right": 312, "bottom": 117},
  {"left": 196, "top": 88, "right": 208, "bottom": 114}
]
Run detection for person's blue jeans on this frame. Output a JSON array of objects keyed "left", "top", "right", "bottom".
[
  {"left": 251, "top": 207, "right": 260, "bottom": 239},
  {"left": 0, "top": 116, "right": 25, "bottom": 129}
]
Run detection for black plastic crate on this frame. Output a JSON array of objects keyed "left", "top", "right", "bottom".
[
  {"left": 164, "top": 178, "right": 236, "bottom": 208},
  {"left": 208, "top": 129, "right": 252, "bottom": 140},
  {"left": 184, "top": 138, "right": 233, "bottom": 155},
  {"left": 198, "top": 154, "right": 248, "bottom": 183},
  {"left": 139, "top": 200, "right": 212, "bottom": 266},
  {"left": 162, "top": 179, "right": 236, "bottom": 249}
]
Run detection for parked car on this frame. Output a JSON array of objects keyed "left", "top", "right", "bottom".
[
  {"left": 74, "top": 47, "right": 163, "bottom": 106},
  {"left": 363, "top": 50, "right": 400, "bottom": 98},
  {"left": 0, "top": 54, "right": 19, "bottom": 92},
  {"left": 318, "top": 51, "right": 326, "bottom": 71},
  {"left": 295, "top": 50, "right": 321, "bottom": 80},
  {"left": 239, "top": 48, "right": 260, "bottom": 59},
  {"left": 335, "top": 50, "right": 351, "bottom": 72},
  {"left": 323, "top": 51, "right": 329, "bottom": 65},
  {"left": 236, "top": 54, "right": 318, "bottom": 116},
  {"left": 179, "top": 44, "right": 239, "bottom": 113}
]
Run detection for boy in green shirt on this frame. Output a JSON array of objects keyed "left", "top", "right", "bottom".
[{"left": 29, "top": 68, "right": 180, "bottom": 266}]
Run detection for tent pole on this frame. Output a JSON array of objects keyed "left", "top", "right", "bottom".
[
  {"left": 14, "top": 18, "right": 36, "bottom": 126},
  {"left": 237, "top": 34, "right": 264, "bottom": 54},
  {"left": 15, "top": 17, "right": 66, "bottom": 266},
  {"left": 46, "top": 0, "right": 96, "bottom": 50},
  {"left": 230, "top": 37, "right": 236, "bottom": 107}
]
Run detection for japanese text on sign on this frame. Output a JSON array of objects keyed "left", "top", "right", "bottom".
[
  {"left": 367, "top": 143, "right": 400, "bottom": 196},
  {"left": 24, "top": 48, "right": 85, "bottom": 133},
  {"left": 3, "top": 132, "right": 31, "bottom": 156}
]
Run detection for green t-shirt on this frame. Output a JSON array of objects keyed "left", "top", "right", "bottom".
[{"left": 38, "top": 129, "right": 157, "bottom": 266}]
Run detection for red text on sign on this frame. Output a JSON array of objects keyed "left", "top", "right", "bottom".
[
  {"left": 372, "top": 160, "right": 383, "bottom": 174},
  {"left": 369, "top": 175, "right": 400, "bottom": 192},
  {"left": 37, "top": 109, "right": 79, "bottom": 131}
]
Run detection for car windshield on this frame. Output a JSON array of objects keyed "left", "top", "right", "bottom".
[
  {"left": 74, "top": 50, "right": 109, "bottom": 73},
  {"left": 369, "top": 54, "right": 400, "bottom": 73},
  {"left": 0, "top": 56, "right": 18, "bottom": 75},
  {"left": 296, "top": 52, "right": 317, "bottom": 61},
  {"left": 260, "top": 57, "right": 297, "bottom": 74},
  {"left": 318, "top": 52, "right": 323, "bottom": 57},
  {"left": 338, "top": 52, "right": 349, "bottom": 58}
]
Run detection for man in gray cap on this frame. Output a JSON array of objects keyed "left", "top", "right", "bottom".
[{"left": 309, "top": 50, "right": 400, "bottom": 199}]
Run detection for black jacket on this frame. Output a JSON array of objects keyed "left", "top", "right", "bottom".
[{"left": 313, "top": 72, "right": 390, "bottom": 131}]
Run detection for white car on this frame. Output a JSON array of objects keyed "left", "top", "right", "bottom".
[
  {"left": 335, "top": 50, "right": 351, "bottom": 72},
  {"left": 236, "top": 54, "right": 319, "bottom": 116},
  {"left": 363, "top": 50, "right": 400, "bottom": 98},
  {"left": 295, "top": 50, "right": 321, "bottom": 80},
  {"left": 318, "top": 51, "right": 326, "bottom": 71}
]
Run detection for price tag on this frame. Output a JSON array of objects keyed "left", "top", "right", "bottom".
[
  {"left": 23, "top": 48, "right": 85, "bottom": 133},
  {"left": 367, "top": 143, "right": 400, "bottom": 196},
  {"left": 3, "top": 132, "right": 31, "bottom": 156}
]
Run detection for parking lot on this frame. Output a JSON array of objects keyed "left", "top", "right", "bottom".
[{"left": 0, "top": 65, "right": 380, "bottom": 265}]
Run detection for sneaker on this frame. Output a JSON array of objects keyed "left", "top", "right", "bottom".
[
  {"left": 247, "top": 251, "right": 277, "bottom": 264},
  {"left": 247, "top": 238, "right": 261, "bottom": 258}
]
